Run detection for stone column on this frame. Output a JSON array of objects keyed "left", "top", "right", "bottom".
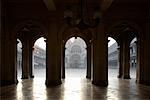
[
  {"left": 0, "top": 1, "right": 1, "bottom": 74},
  {"left": 46, "top": 22, "right": 62, "bottom": 86},
  {"left": 117, "top": 44, "right": 123, "bottom": 78},
  {"left": 134, "top": 40, "right": 139, "bottom": 83},
  {"left": 16, "top": 40, "right": 19, "bottom": 83},
  {"left": 122, "top": 39, "right": 131, "bottom": 79},
  {"left": 92, "top": 23, "right": 108, "bottom": 86},
  {"left": 0, "top": 2, "right": 17, "bottom": 86},
  {"left": 29, "top": 47, "right": 34, "bottom": 78},
  {"left": 22, "top": 40, "right": 30, "bottom": 79},
  {"left": 86, "top": 43, "right": 91, "bottom": 79},
  {"left": 139, "top": 22, "right": 150, "bottom": 85},
  {"left": 62, "top": 45, "right": 66, "bottom": 79},
  {"left": 44, "top": 39, "right": 48, "bottom": 84}
]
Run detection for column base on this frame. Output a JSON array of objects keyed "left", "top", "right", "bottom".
[
  {"left": 123, "top": 75, "right": 131, "bottom": 79},
  {"left": 21, "top": 75, "right": 29, "bottom": 79},
  {"left": 86, "top": 75, "right": 91, "bottom": 79},
  {"left": 139, "top": 80, "right": 150, "bottom": 86},
  {"left": 62, "top": 75, "right": 65, "bottom": 79},
  {"left": 30, "top": 75, "right": 34, "bottom": 78},
  {"left": 16, "top": 79, "right": 19, "bottom": 84},
  {"left": 46, "top": 80, "right": 62, "bottom": 87},
  {"left": 0, "top": 80, "right": 17, "bottom": 87},
  {"left": 92, "top": 80, "right": 108, "bottom": 86},
  {"left": 117, "top": 74, "right": 122, "bottom": 78}
]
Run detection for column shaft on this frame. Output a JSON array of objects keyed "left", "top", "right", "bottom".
[
  {"left": 62, "top": 46, "right": 65, "bottom": 79},
  {"left": 46, "top": 22, "right": 62, "bottom": 86},
  {"left": 123, "top": 40, "right": 131, "bottom": 79},
  {"left": 22, "top": 41, "right": 30, "bottom": 79},
  {"left": 118, "top": 44, "right": 123, "bottom": 78},
  {"left": 29, "top": 47, "right": 34, "bottom": 78},
  {"left": 86, "top": 44, "right": 91, "bottom": 79},
  {"left": 92, "top": 23, "right": 108, "bottom": 86}
]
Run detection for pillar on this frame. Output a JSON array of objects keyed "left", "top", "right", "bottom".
[
  {"left": 122, "top": 39, "right": 131, "bottom": 79},
  {"left": 0, "top": 0, "right": 1, "bottom": 73},
  {"left": 45, "top": 39, "right": 48, "bottom": 84},
  {"left": 62, "top": 43, "right": 65, "bottom": 79},
  {"left": 92, "top": 23, "right": 108, "bottom": 86},
  {"left": 134, "top": 40, "right": 139, "bottom": 83},
  {"left": 1, "top": 36, "right": 17, "bottom": 86},
  {"left": 86, "top": 43, "right": 91, "bottom": 79},
  {"left": 29, "top": 47, "right": 34, "bottom": 78},
  {"left": 46, "top": 21, "right": 62, "bottom": 86},
  {"left": 22, "top": 40, "right": 30, "bottom": 79},
  {"left": 139, "top": 22, "right": 150, "bottom": 85},
  {"left": 16, "top": 40, "right": 20, "bottom": 83},
  {"left": 0, "top": 17, "right": 17, "bottom": 86},
  {"left": 117, "top": 43, "right": 123, "bottom": 78}
]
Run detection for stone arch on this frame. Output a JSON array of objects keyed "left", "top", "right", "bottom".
[
  {"left": 12, "top": 20, "right": 48, "bottom": 80},
  {"left": 14, "top": 20, "right": 48, "bottom": 40},
  {"left": 13, "top": 20, "right": 48, "bottom": 48},
  {"left": 58, "top": 25, "right": 95, "bottom": 45},
  {"left": 107, "top": 20, "right": 142, "bottom": 81},
  {"left": 107, "top": 34, "right": 119, "bottom": 45},
  {"left": 60, "top": 27, "right": 94, "bottom": 79},
  {"left": 107, "top": 21, "right": 142, "bottom": 43}
]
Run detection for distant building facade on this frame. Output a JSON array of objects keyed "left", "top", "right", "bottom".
[
  {"left": 108, "top": 38, "right": 137, "bottom": 69},
  {"left": 17, "top": 44, "right": 46, "bottom": 69},
  {"left": 17, "top": 43, "right": 22, "bottom": 70},
  {"left": 17, "top": 37, "right": 87, "bottom": 70},
  {"left": 108, "top": 43, "right": 118, "bottom": 68},
  {"left": 33, "top": 46, "right": 46, "bottom": 69},
  {"left": 65, "top": 37, "right": 87, "bottom": 69},
  {"left": 17, "top": 38, "right": 136, "bottom": 70}
]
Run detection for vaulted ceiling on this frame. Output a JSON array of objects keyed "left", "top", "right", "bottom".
[{"left": 4, "top": 0, "right": 115, "bottom": 12}]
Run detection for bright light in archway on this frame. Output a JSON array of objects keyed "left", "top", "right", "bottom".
[
  {"left": 108, "top": 37, "right": 116, "bottom": 47},
  {"left": 70, "top": 37, "right": 75, "bottom": 43},
  {"left": 35, "top": 37, "right": 46, "bottom": 50}
]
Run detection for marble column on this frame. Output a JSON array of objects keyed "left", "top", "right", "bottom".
[
  {"left": 139, "top": 22, "right": 150, "bottom": 85},
  {"left": 29, "top": 47, "right": 34, "bottom": 78},
  {"left": 16, "top": 40, "right": 19, "bottom": 83},
  {"left": 86, "top": 43, "right": 91, "bottom": 79},
  {"left": 62, "top": 46, "right": 66, "bottom": 79},
  {"left": 134, "top": 40, "right": 139, "bottom": 83},
  {"left": 22, "top": 40, "right": 30, "bottom": 79},
  {"left": 44, "top": 39, "right": 48, "bottom": 84},
  {"left": 46, "top": 22, "right": 62, "bottom": 86},
  {"left": 92, "top": 23, "right": 108, "bottom": 86},
  {"left": 122, "top": 39, "right": 131, "bottom": 79},
  {"left": 117, "top": 44, "right": 123, "bottom": 78}
]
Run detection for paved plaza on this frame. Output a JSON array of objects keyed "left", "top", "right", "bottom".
[
  {"left": 18, "top": 67, "right": 137, "bottom": 80},
  {"left": 1, "top": 68, "right": 150, "bottom": 100}
]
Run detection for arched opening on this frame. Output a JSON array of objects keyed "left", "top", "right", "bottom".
[
  {"left": 108, "top": 37, "right": 119, "bottom": 79},
  {"left": 33, "top": 37, "right": 46, "bottom": 80},
  {"left": 17, "top": 39, "right": 22, "bottom": 80},
  {"left": 130, "top": 37, "right": 137, "bottom": 79},
  {"left": 65, "top": 37, "right": 87, "bottom": 78}
]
